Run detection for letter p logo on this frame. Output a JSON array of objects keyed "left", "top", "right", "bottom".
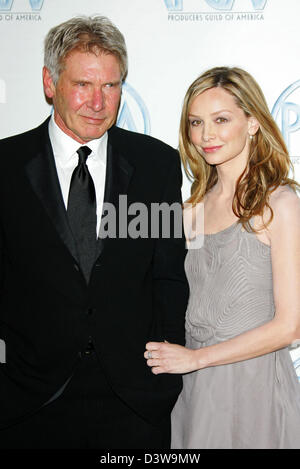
[{"left": 272, "top": 80, "right": 300, "bottom": 154}]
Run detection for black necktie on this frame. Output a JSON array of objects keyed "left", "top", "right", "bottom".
[{"left": 67, "top": 146, "right": 97, "bottom": 282}]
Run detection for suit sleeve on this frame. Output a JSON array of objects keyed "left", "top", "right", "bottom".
[
  {"left": 0, "top": 223, "right": 4, "bottom": 293},
  {"left": 152, "top": 152, "right": 189, "bottom": 346}
]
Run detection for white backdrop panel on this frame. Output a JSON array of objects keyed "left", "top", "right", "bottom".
[{"left": 0, "top": 0, "right": 300, "bottom": 371}]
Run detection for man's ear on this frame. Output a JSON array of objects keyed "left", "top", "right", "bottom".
[
  {"left": 43, "top": 66, "right": 56, "bottom": 99},
  {"left": 248, "top": 116, "right": 260, "bottom": 137}
]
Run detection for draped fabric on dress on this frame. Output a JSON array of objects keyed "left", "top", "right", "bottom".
[{"left": 171, "top": 222, "right": 300, "bottom": 449}]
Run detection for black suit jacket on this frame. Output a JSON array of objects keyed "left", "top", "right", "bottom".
[{"left": 0, "top": 118, "right": 189, "bottom": 429}]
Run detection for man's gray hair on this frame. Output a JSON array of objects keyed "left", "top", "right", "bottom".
[{"left": 44, "top": 16, "right": 128, "bottom": 84}]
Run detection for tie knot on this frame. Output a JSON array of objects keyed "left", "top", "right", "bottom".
[{"left": 77, "top": 146, "right": 92, "bottom": 164}]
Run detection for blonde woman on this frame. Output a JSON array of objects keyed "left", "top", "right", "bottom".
[{"left": 144, "top": 67, "right": 300, "bottom": 449}]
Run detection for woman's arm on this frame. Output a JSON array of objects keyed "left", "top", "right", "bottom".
[{"left": 145, "top": 188, "right": 300, "bottom": 374}]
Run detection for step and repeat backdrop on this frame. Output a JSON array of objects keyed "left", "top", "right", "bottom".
[{"left": 0, "top": 0, "right": 300, "bottom": 369}]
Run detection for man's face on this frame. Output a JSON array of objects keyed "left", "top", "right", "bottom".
[{"left": 43, "top": 49, "right": 122, "bottom": 143}]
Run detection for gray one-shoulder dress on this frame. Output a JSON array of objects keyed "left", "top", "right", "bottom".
[{"left": 171, "top": 221, "right": 300, "bottom": 449}]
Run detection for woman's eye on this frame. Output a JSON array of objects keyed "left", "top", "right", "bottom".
[
  {"left": 190, "top": 120, "right": 202, "bottom": 127},
  {"left": 216, "top": 117, "right": 228, "bottom": 123}
]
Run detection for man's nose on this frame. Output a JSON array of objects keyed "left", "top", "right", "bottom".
[{"left": 89, "top": 87, "right": 104, "bottom": 111}]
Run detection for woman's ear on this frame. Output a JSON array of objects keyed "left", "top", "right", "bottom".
[{"left": 248, "top": 116, "right": 260, "bottom": 137}]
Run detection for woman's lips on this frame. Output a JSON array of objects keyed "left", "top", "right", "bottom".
[{"left": 202, "top": 145, "right": 223, "bottom": 153}]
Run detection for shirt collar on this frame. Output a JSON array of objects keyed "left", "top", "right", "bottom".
[{"left": 48, "top": 113, "right": 107, "bottom": 164}]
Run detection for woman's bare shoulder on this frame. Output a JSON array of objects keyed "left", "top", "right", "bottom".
[{"left": 268, "top": 185, "right": 300, "bottom": 222}]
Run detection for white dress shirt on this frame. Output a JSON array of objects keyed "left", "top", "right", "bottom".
[{"left": 48, "top": 114, "right": 107, "bottom": 237}]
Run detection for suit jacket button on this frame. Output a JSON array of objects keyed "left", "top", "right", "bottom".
[
  {"left": 84, "top": 339, "right": 94, "bottom": 355},
  {"left": 87, "top": 308, "right": 94, "bottom": 316}
]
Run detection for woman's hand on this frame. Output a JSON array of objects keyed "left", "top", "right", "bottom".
[{"left": 144, "top": 341, "right": 201, "bottom": 374}]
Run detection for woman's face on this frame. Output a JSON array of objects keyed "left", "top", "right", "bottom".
[{"left": 188, "top": 87, "right": 258, "bottom": 168}]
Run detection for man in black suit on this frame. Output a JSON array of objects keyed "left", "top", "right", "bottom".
[{"left": 0, "top": 16, "right": 188, "bottom": 449}]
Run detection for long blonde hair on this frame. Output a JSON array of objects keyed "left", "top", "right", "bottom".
[{"left": 180, "top": 66, "right": 299, "bottom": 231}]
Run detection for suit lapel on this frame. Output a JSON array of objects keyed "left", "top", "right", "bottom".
[
  {"left": 96, "top": 132, "right": 134, "bottom": 260},
  {"left": 25, "top": 119, "right": 79, "bottom": 263},
  {"left": 24, "top": 121, "right": 134, "bottom": 265}
]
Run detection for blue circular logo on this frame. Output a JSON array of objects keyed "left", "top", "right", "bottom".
[
  {"left": 117, "top": 83, "right": 151, "bottom": 135},
  {"left": 272, "top": 80, "right": 300, "bottom": 157}
]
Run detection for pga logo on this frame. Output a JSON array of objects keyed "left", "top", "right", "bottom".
[
  {"left": 164, "top": 0, "right": 267, "bottom": 11},
  {"left": 0, "top": 0, "right": 44, "bottom": 10},
  {"left": 272, "top": 80, "right": 300, "bottom": 157},
  {"left": 117, "top": 83, "right": 151, "bottom": 135}
]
